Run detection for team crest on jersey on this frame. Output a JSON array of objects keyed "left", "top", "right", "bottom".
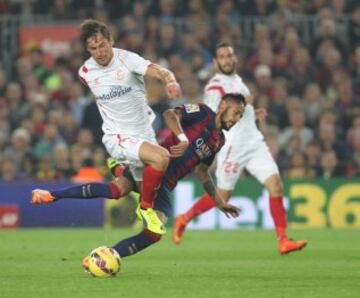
[
  {"left": 116, "top": 69, "right": 124, "bottom": 81},
  {"left": 184, "top": 104, "right": 200, "bottom": 113}
]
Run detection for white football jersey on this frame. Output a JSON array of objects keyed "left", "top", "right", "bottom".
[
  {"left": 203, "top": 73, "right": 263, "bottom": 152},
  {"left": 78, "top": 48, "right": 155, "bottom": 137}
]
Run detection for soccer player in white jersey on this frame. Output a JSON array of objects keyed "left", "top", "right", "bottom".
[
  {"left": 172, "top": 42, "right": 308, "bottom": 254},
  {"left": 33, "top": 19, "right": 181, "bottom": 236}
]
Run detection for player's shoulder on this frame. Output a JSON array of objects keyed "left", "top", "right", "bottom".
[
  {"left": 206, "top": 73, "right": 225, "bottom": 85},
  {"left": 117, "top": 48, "right": 142, "bottom": 62},
  {"left": 205, "top": 73, "right": 235, "bottom": 90},
  {"left": 78, "top": 57, "right": 100, "bottom": 77},
  {"left": 216, "top": 73, "right": 244, "bottom": 83}
]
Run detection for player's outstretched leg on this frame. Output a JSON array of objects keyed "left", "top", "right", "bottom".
[
  {"left": 172, "top": 214, "right": 188, "bottom": 245},
  {"left": 31, "top": 182, "right": 121, "bottom": 204},
  {"left": 31, "top": 189, "right": 55, "bottom": 204},
  {"left": 172, "top": 193, "right": 215, "bottom": 245},
  {"left": 106, "top": 157, "right": 125, "bottom": 177},
  {"left": 278, "top": 238, "right": 308, "bottom": 254},
  {"left": 82, "top": 255, "right": 91, "bottom": 273},
  {"left": 265, "top": 174, "right": 308, "bottom": 254},
  {"left": 112, "top": 228, "right": 162, "bottom": 257},
  {"left": 269, "top": 195, "right": 308, "bottom": 255},
  {"left": 136, "top": 205, "right": 166, "bottom": 235}
]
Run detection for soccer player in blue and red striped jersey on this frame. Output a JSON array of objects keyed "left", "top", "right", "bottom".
[{"left": 31, "top": 93, "right": 246, "bottom": 261}]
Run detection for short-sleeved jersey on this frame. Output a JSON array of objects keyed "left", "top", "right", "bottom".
[
  {"left": 160, "top": 103, "right": 225, "bottom": 190},
  {"left": 78, "top": 48, "right": 155, "bottom": 137},
  {"left": 204, "top": 73, "right": 263, "bottom": 151}
]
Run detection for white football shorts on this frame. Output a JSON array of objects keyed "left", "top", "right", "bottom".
[
  {"left": 102, "top": 132, "right": 157, "bottom": 181},
  {"left": 216, "top": 140, "right": 279, "bottom": 190}
]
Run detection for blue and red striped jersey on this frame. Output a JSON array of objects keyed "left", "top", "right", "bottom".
[{"left": 160, "top": 103, "right": 225, "bottom": 190}]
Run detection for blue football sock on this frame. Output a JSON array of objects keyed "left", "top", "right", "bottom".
[
  {"left": 112, "top": 230, "right": 161, "bottom": 257},
  {"left": 51, "top": 183, "right": 114, "bottom": 200}
]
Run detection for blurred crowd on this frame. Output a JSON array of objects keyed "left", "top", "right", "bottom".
[{"left": 0, "top": 0, "right": 359, "bottom": 182}]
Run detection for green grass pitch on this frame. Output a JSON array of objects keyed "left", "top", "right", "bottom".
[{"left": 0, "top": 228, "right": 359, "bottom": 298}]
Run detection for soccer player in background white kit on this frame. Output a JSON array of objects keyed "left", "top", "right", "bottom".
[
  {"left": 32, "top": 19, "right": 181, "bottom": 235},
  {"left": 172, "top": 42, "right": 308, "bottom": 254}
]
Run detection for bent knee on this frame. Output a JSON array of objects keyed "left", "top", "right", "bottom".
[
  {"left": 266, "top": 175, "right": 284, "bottom": 196},
  {"left": 152, "top": 148, "right": 170, "bottom": 170}
]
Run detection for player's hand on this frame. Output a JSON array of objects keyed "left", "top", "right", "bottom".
[
  {"left": 245, "top": 94, "right": 254, "bottom": 104},
  {"left": 165, "top": 81, "right": 181, "bottom": 99},
  {"left": 169, "top": 141, "right": 189, "bottom": 158},
  {"left": 255, "top": 108, "right": 268, "bottom": 122},
  {"left": 218, "top": 202, "right": 240, "bottom": 218}
]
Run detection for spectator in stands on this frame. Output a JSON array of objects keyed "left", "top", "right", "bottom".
[
  {"left": 312, "top": 17, "right": 348, "bottom": 61},
  {"left": 316, "top": 47, "right": 345, "bottom": 93},
  {"left": 286, "top": 151, "right": 308, "bottom": 178},
  {"left": 348, "top": 5, "right": 360, "bottom": 51},
  {"left": 71, "top": 157, "right": 104, "bottom": 183},
  {"left": 53, "top": 143, "right": 73, "bottom": 180},
  {"left": 317, "top": 149, "right": 345, "bottom": 178},
  {"left": 33, "top": 123, "right": 64, "bottom": 161},
  {"left": 0, "top": 101, "right": 10, "bottom": 141},
  {"left": 4, "top": 128, "right": 32, "bottom": 172},
  {"left": 335, "top": 77, "right": 360, "bottom": 131},
  {"left": 0, "top": 68, "right": 7, "bottom": 97},
  {"left": 279, "top": 109, "right": 314, "bottom": 151},
  {"left": 303, "top": 83, "right": 325, "bottom": 128},
  {"left": 254, "top": 64, "right": 274, "bottom": 97},
  {"left": 71, "top": 128, "right": 96, "bottom": 162},
  {"left": 4, "top": 82, "right": 29, "bottom": 129},
  {"left": 36, "top": 154, "right": 56, "bottom": 181},
  {"left": 304, "top": 139, "right": 321, "bottom": 175},
  {"left": 0, "top": 155, "right": 18, "bottom": 182},
  {"left": 289, "top": 47, "right": 314, "bottom": 95},
  {"left": 58, "top": 111, "right": 79, "bottom": 145},
  {"left": 317, "top": 123, "right": 350, "bottom": 173}
]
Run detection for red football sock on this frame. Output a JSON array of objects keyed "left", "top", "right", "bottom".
[
  {"left": 141, "top": 165, "right": 165, "bottom": 209},
  {"left": 109, "top": 182, "right": 121, "bottom": 198},
  {"left": 269, "top": 196, "right": 287, "bottom": 240},
  {"left": 113, "top": 165, "right": 124, "bottom": 177},
  {"left": 183, "top": 193, "right": 216, "bottom": 222}
]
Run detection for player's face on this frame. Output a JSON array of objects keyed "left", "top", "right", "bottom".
[
  {"left": 86, "top": 33, "right": 114, "bottom": 66},
  {"left": 214, "top": 46, "right": 237, "bottom": 75},
  {"left": 220, "top": 100, "right": 245, "bottom": 131}
]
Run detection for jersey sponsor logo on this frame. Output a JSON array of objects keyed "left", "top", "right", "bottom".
[
  {"left": 184, "top": 104, "right": 200, "bottom": 113},
  {"left": 195, "top": 137, "right": 212, "bottom": 159},
  {"left": 96, "top": 86, "right": 132, "bottom": 101}
]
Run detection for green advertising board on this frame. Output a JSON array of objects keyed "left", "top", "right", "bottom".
[
  {"left": 104, "top": 177, "right": 360, "bottom": 229},
  {"left": 172, "top": 177, "right": 360, "bottom": 229}
]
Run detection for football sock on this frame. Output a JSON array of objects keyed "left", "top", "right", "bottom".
[
  {"left": 51, "top": 182, "right": 121, "bottom": 200},
  {"left": 269, "top": 196, "right": 287, "bottom": 240},
  {"left": 112, "top": 229, "right": 161, "bottom": 257},
  {"left": 141, "top": 166, "right": 165, "bottom": 209},
  {"left": 183, "top": 193, "right": 216, "bottom": 222},
  {"left": 113, "top": 165, "right": 124, "bottom": 177}
]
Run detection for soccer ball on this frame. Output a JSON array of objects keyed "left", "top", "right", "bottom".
[{"left": 83, "top": 246, "right": 121, "bottom": 277}]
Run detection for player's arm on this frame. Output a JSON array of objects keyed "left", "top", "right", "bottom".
[
  {"left": 194, "top": 163, "right": 239, "bottom": 218},
  {"left": 145, "top": 64, "right": 181, "bottom": 99},
  {"left": 245, "top": 94, "right": 254, "bottom": 104},
  {"left": 162, "top": 108, "right": 189, "bottom": 157}
]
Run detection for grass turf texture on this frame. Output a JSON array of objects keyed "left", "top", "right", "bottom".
[{"left": 0, "top": 229, "right": 359, "bottom": 298}]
